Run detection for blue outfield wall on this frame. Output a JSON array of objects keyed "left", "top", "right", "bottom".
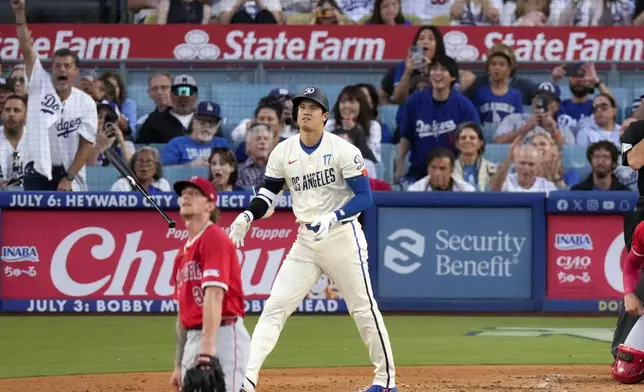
[{"left": 0, "top": 191, "right": 638, "bottom": 314}]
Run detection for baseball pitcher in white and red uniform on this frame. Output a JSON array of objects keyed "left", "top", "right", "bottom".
[{"left": 170, "top": 176, "right": 250, "bottom": 392}]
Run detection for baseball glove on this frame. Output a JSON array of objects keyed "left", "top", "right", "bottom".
[{"left": 182, "top": 354, "right": 226, "bottom": 392}]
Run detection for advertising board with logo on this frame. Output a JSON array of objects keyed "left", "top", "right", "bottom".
[
  {"left": 377, "top": 207, "right": 533, "bottom": 300},
  {"left": 0, "top": 209, "right": 345, "bottom": 313},
  {"left": 0, "top": 25, "right": 641, "bottom": 65},
  {"left": 546, "top": 214, "right": 626, "bottom": 300}
]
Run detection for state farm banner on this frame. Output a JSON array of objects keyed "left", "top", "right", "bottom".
[
  {"left": 0, "top": 25, "right": 642, "bottom": 63},
  {"left": 547, "top": 215, "right": 626, "bottom": 300},
  {"left": 0, "top": 210, "right": 346, "bottom": 313}
]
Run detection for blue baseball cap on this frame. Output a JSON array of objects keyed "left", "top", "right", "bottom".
[
  {"left": 195, "top": 101, "right": 221, "bottom": 121},
  {"left": 536, "top": 81, "right": 561, "bottom": 102},
  {"left": 269, "top": 87, "right": 294, "bottom": 99},
  {"left": 97, "top": 99, "right": 121, "bottom": 117}
]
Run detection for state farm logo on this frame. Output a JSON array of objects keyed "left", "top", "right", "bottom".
[
  {"left": 383, "top": 229, "right": 425, "bottom": 275},
  {"left": 173, "top": 29, "right": 385, "bottom": 61},
  {"left": 174, "top": 30, "right": 221, "bottom": 60},
  {"left": 444, "top": 31, "right": 480, "bottom": 61}
]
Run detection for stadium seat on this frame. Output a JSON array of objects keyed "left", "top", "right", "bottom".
[
  {"left": 484, "top": 143, "right": 510, "bottom": 165},
  {"left": 211, "top": 84, "right": 275, "bottom": 127},
  {"left": 86, "top": 166, "right": 121, "bottom": 192},
  {"left": 378, "top": 105, "right": 399, "bottom": 132},
  {"left": 163, "top": 166, "right": 210, "bottom": 185},
  {"left": 482, "top": 123, "right": 496, "bottom": 143},
  {"left": 380, "top": 143, "right": 395, "bottom": 183},
  {"left": 562, "top": 145, "right": 589, "bottom": 170}
]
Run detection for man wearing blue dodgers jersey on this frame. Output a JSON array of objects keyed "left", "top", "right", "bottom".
[
  {"left": 395, "top": 54, "right": 480, "bottom": 183},
  {"left": 229, "top": 87, "right": 397, "bottom": 392}
]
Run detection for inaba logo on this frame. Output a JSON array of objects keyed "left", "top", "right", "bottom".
[
  {"left": 555, "top": 234, "right": 593, "bottom": 251},
  {"left": 1, "top": 246, "right": 40, "bottom": 262},
  {"left": 57, "top": 118, "right": 82, "bottom": 138}
]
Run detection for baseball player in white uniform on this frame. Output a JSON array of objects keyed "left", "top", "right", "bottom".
[{"left": 229, "top": 87, "right": 397, "bottom": 392}]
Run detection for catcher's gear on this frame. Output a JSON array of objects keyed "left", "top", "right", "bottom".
[
  {"left": 310, "top": 212, "right": 338, "bottom": 242},
  {"left": 183, "top": 354, "right": 227, "bottom": 392},
  {"left": 291, "top": 86, "right": 329, "bottom": 122},
  {"left": 612, "top": 344, "right": 644, "bottom": 384}
]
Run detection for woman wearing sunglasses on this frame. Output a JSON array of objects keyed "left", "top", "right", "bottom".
[{"left": 8, "top": 65, "right": 27, "bottom": 98}]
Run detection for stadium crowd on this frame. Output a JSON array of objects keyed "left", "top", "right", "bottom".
[{"left": 0, "top": 0, "right": 642, "bottom": 195}]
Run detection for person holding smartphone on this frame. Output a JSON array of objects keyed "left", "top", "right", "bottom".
[
  {"left": 88, "top": 102, "right": 135, "bottom": 167},
  {"left": 137, "top": 74, "right": 200, "bottom": 144}
]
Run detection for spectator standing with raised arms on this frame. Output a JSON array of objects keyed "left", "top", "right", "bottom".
[{"left": 12, "top": 0, "right": 97, "bottom": 191}]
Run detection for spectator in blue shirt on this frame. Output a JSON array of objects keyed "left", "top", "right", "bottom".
[
  {"left": 161, "top": 101, "right": 228, "bottom": 166},
  {"left": 551, "top": 62, "right": 613, "bottom": 132},
  {"left": 467, "top": 44, "right": 523, "bottom": 127},
  {"left": 395, "top": 54, "right": 480, "bottom": 183}
]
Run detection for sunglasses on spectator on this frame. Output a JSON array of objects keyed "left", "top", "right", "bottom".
[
  {"left": 10, "top": 76, "right": 25, "bottom": 84},
  {"left": 592, "top": 103, "right": 611, "bottom": 112},
  {"left": 172, "top": 86, "right": 197, "bottom": 97}
]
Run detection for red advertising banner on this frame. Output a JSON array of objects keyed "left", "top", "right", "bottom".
[
  {"left": 547, "top": 215, "right": 627, "bottom": 300},
  {"left": 0, "top": 25, "right": 642, "bottom": 64},
  {"left": 0, "top": 210, "right": 345, "bottom": 313}
]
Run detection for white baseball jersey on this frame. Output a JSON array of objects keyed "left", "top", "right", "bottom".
[
  {"left": 28, "top": 59, "right": 97, "bottom": 191},
  {"left": 0, "top": 127, "right": 26, "bottom": 180},
  {"left": 502, "top": 173, "right": 557, "bottom": 195},
  {"left": 264, "top": 132, "right": 367, "bottom": 224}
]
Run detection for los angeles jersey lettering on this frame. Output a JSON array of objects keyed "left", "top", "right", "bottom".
[
  {"left": 172, "top": 223, "right": 244, "bottom": 329},
  {"left": 265, "top": 133, "right": 366, "bottom": 224}
]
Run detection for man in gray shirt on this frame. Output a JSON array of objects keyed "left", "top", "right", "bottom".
[{"left": 494, "top": 82, "right": 575, "bottom": 147}]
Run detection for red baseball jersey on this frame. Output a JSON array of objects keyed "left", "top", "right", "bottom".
[{"left": 172, "top": 223, "right": 244, "bottom": 329}]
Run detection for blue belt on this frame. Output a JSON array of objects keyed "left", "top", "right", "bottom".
[{"left": 304, "top": 220, "right": 352, "bottom": 231}]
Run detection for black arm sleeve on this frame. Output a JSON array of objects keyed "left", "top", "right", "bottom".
[
  {"left": 621, "top": 120, "right": 644, "bottom": 166},
  {"left": 247, "top": 177, "right": 286, "bottom": 219}
]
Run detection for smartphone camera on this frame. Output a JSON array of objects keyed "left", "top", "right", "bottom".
[{"left": 409, "top": 45, "right": 424, "bottom": 70}]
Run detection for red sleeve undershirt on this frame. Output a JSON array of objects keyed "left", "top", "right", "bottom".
[{"left": 624, "top": 223, "right": 644, "bottom": 294}]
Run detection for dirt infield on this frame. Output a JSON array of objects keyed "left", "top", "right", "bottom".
[{"left": 0, "top": 365, "right": 631, "bottom": 392}]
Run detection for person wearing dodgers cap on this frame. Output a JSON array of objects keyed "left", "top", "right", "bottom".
[
  {"left": 494, "top": 81, "right": 575, "bottom": 146},
  {"left": 161, "top": 101, "right": 229, "bottom": 166}
]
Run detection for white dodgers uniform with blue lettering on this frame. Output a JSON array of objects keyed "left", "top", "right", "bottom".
[{"left": 244, "top": 132, "right": 396, "bottom": 389}]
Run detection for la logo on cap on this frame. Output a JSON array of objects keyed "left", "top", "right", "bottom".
[{"left": 207, "top": 103, "right": 213, "bottom": 111}]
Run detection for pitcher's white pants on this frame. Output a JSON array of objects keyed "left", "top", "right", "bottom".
[{"left": 244, "top": 220, "right": 396, "bottom": 389}]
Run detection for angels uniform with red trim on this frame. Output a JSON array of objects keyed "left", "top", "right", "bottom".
[{"left": 173, "top": 222, "right": 250, "bottom": 392}]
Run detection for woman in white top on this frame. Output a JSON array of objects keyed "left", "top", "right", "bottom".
[
  {"left": 324, "top": 84, "right": 382, "bottom": 162},
  {"left": 111, "top": 146, "right": 171, "bottom": 193},
  {"left": 453, "top": 122, "right": 497, "bottom": 191},
  {"left": 576, "top": 93, "right": 621, "bottom": 148}
]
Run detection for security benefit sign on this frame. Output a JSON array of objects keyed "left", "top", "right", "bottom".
[
  {"left": 377, "top": 208, "right": 533, "bottom": 299},
  {"left": 547, "top": 214, "right": 626, "bottom": 299}
]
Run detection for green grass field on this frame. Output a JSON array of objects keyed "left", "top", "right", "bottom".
[{"left": 0, "top": 314, "right": 618, "bottom": 379}]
